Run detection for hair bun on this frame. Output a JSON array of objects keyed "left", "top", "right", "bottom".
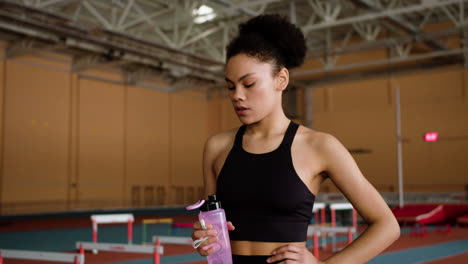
[{"left": 238, "top": 14, "right": 306, "bottom": 69}]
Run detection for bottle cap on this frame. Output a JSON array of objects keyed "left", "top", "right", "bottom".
[
  {"left": 200, "top": 194, "right": 222, "bottom": 212},
  {"left": 185, "top": 199, "right": 205, "bottom": 211}
]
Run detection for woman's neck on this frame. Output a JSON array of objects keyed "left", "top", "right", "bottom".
[{"left": 245, "top": 110, "right": 290, "bottom": 137}]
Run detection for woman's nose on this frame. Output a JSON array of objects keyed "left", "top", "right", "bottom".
[{"left": 232, "top": 87, "right": 246, "bottom": 101}]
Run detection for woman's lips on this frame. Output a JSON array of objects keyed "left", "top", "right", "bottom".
[{"left": 235, "top": 107, "right": 249, "bottom": 115}]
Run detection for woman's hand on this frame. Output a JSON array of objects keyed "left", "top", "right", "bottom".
[
  {"left": 267, "top": 244, "right": 323, "bottom": 264},
  {"left": 191, "top": 220, "right": 235, "bottom": 256}
]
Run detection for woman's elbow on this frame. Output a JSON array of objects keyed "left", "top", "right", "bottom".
[{"left": 388, "top": 215, "right": 401, "bottom": 243}]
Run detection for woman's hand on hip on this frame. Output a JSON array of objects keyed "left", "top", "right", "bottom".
[{"left": 267, "top": 244, "right": 323, "bottom": 264}]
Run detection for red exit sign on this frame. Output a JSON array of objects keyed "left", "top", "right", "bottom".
[{"left": 424, "top": 132, "right": 439, "bottom": 142}]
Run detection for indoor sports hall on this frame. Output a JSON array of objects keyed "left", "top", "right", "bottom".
[{"left": 0, "top": 1, "right": 466, "bottom": 264}]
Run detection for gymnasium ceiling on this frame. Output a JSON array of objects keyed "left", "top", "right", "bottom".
[{"left": 0, "top": 0, "right": 467, "bottom": 90}]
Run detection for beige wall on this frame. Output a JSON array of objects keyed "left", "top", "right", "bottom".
[
  {"left": 77, "top": 78, "right": 126, "bottom": 207},
  {"left": 2, "top": 59, "right": 71, "bottom": 213},
  {"left": 310, "top": 67, "right": 468, "bottom": 193},
  {"left": 0, "top": 53, "right": 241, "bottom": 214},
  {"left": 0, "top": 47, "right": 465, "bottom": 214},
  {"left": 125, "top": 85, "right": 170, "bottom": 206}
]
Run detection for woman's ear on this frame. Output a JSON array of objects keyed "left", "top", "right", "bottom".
[{"left": 275, "top": 67, "right": 289, "bottom": 91}]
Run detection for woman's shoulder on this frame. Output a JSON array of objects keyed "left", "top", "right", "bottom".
[
  {"left": 296, "top": 125, "right": 342, "bottom": 151},
  {"left": 204, "top": 127, "right": 239, "bottom": 154}
]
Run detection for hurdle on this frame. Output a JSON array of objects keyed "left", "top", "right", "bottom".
[
  {"left": 0, "top": 248, "right": 85, "bottom": 264},
  {"left": 172, "top": 222, "right": 194, "bottom": 228},
  {"left": 91, "top": 214, "right": 134, "bottom": 245},
  {"left": 76, "top": 241, "right": 163, "bottom": 264},
  {"left": 307, "top": 225, "right": 356, "bottom": 253},
  {"left": 141, "top": 218, "right": 173, "bottom": 244},
  {"left": 330, "top": 203, "right": 358, "bottom": 229},
  {"left": 312, "top": 202, "right": 326, "bottom": 225},
  {"left": 152, "top": 236, "right": 193, "bottom": 245},
  {"left": 307, "top": 229, "right": 321, "bottom": 258}
]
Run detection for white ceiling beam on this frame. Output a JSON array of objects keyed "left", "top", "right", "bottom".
[
  {"left": 6, "top": 38, "right": 65, "bottom": 58},
  {"left": 132, "top": 2, "right": 174, "bottom": 48},
  {"left": 181, "top": 25, "right": 222, "bottom": 48},
  {"left": 441, "top": 5, "right": 459, "bottom": 25},
  {"left": 82, "top": 0, "right": 113, "bottom": 29},
  {"left": 460, "top": 0, "right": 464, "bottom": 24},
  {"left": 236, "top": 0, "right": 280, "bottom": 9},
  {"left": 37, "top": 0, "right": 74, "bottom": 8},
  {"left": 116, "top": 0, "right": 134, "bottom": 30},
  {"left": 351, "top": 0, "right": 447, "bottom": 50},
  {"left": 290, "top": 0, "right": 297, "bottom": 24},
  {"left": 293, "top": 48, "right": 468, "bottom": 77},
  {"left": 210, "top": 0, "right": 259, "bottom": 16},
  {"left": 120, "top": 8, "right": 171, "bottom": 31},
  {"left": 179, "top": 18, "right": 196, "bottom": 48},
  {"left": 308, "top": 0, "right": 341, "bottom": 22},
  {"left": 173, "top": 4, "right": 180, "bottom": 45},
  {"left": 303, "top": 0, "right": 467, "bottom": 33}
]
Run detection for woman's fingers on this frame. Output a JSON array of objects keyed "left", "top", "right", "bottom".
[
  {"left": 196, "top": 237, "right": 220, "bottom": 256},
  {"left": 267, "top": 251, "right": 299, "bottom": 263},
  {"left": 199, "top": 241, "right": 220, "bottom": 256},
  {"left": 267, "top": 245, "right": 310, "bottom": 263},
  {"left": 191, "top": 228, "right": 217, "bottom": 240},
  {"left": 191, "top": 221, "right": 217, "bottom": 244},
  {"left": 198, "top": 236, "right": 218, "bottom": 249},
  {"left": 271, "top": 244, "right": 301, "bottom": 255},
  {"left": 227, "top": 221, "right": 235, "bottom": 230},
  {"left": 193, "top": 222, "right": 212, "bottom": 230}
]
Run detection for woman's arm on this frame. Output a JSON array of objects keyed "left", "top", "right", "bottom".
[
  {"left": 319, "top": 134, "right": 400, "bottom": 264},
  {"left": 203, "top": 136, "right": 218, "bottom": 197},
  {"left": 192, "top": 136, "right": 221, "bottom": 256},
  {"left": 192, "top": 135, "right": 236, "bottom": 257}
]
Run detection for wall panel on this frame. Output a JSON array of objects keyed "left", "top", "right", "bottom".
[
  {"left": 2, "top": 60, "right": 70, "bottom": 212},
  {"left": 314, "top": 108, "right": 397, "bottom": 186},
  {"left": 397, "top": 68, "right": 464, "bottom": 105},
  {"left": 312, "top": 66, "right": 468, "bottom": 193},
  {"left": 126, "top": 86, "right": 170, "bottom": 205},
  {"left": 169, "top": 90, "right": 207, "bottom": 194},
  {"left": 77, "top": 78, "right": 125, "bottom": 208},
  {"left": 329, "top": 78, "right": 390, "bottom": 112}
]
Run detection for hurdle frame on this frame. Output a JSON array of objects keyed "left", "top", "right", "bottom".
[
  {"left": 91, "top": 214, "right": 134, "bottom": 245},
  {"left": 0, "top": 249, "right": 84, "bottom": 264},
  {"left": 141, "top": 218, "right": 173, "bottom": 244},
  {"left": 330, "top": 203, "right": 358, "bottom": 229},
  {"left": 307, "top": 225, "right": 357, "bottom": 253},
  {"left": 76, "top": 241, "right": 163, "bottom": 264},
  {"left": 152, "top": 236, "right": 193, "bottom": 245},
  {"left": 312, "top": 202, "right": 326, "bottom": 225}
]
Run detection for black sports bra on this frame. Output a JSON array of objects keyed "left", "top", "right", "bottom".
[{"left": 216, "top": 121, "right": 315, "bottom": 242}]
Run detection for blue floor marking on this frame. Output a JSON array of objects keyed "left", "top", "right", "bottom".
[
  {"left": 367, "top": 239, "right": 468, "bottom": 264},
  {"left": 106, "top": 252, "right": 205, "bottom": 264}
]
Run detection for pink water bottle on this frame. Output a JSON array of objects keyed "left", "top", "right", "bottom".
[{"left": 187, "top": 194, "right": 232, "bottom": 264}]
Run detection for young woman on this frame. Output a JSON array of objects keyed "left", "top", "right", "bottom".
[{"left": 191, "top": 14, "right": 400, "bottom": 264}]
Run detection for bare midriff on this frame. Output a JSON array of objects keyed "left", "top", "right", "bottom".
[{"left": 231, "top": 240, "right": 307, "bottom": 255}]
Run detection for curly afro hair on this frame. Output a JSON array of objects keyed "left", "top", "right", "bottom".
[{"left": 226, "top": 14, "right": 306, "bottom": 73}]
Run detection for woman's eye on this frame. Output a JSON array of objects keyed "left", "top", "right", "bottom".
[
  {"left": 245, "top": 82, "right": 255, "bottom": 88},
  {"left": 227, "top": 84, "right": 234, "bottom": 90}
]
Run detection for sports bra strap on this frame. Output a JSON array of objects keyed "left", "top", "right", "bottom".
[
  {"left": 233, "top": 121, "right": 299, "bottom": 150},
  {"left": 280, "top": 121, "right": 299, "bottom": 148},
  {"left": 233, "top": 124, "right": 247, "bottom": 150}
]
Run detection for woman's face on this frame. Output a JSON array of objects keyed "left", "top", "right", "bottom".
[{"left": 225, "top": 53, "right": 286, "bottom": 124}]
